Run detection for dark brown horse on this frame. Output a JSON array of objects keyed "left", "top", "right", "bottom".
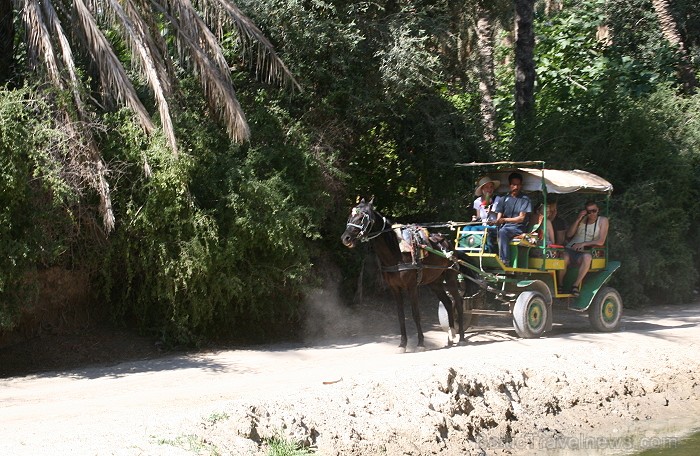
[{"left": 341, "top": 198, "right": 466, "bottom": 351}]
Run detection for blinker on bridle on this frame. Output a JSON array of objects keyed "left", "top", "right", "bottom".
[
  {"left": 346, "top": 207, "right": 372, "bottom": 236},
  {"left": 346, "top": 207, "right": 388, "bottom": 241}
]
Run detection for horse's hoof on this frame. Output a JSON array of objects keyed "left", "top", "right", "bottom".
[
  {"left": 457, "top": 339, "right": 468, "bottom": 347},
  {"left": 416, "top": 345, "right": 426, "bottom": 353},
  {"left": 396, "top": 346, "right": 407, "bottom": 354},
  {"left": 446, "top": 339, "right": 453, "bottom": 347}
]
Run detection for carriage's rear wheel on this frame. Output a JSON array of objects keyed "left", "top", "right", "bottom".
[
  {"left": 513, "top": 291, "right": 548, "bottom": 339},
  {"left": 588, "top": 287, "right": 622, "bottom": 332}
]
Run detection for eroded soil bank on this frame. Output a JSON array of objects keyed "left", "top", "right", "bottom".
[{"left": 1, "top": 302, "right": 699, "bottom": 455}]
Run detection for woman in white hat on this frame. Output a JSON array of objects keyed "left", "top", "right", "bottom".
[{"left": 473, "top": 176, "right": 500, "bottom": 223}]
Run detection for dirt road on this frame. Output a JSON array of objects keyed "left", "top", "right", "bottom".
[{"left": 1, "top": 299, "right": 699, "bottom": 455}]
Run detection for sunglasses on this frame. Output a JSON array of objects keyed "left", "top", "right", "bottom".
[{"left": 586, "top": 208, "right": 599, "bottom": 213}]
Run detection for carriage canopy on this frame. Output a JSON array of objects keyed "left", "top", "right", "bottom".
[{"left": 456, "top": 161, "right": 613, "bottom": 195}]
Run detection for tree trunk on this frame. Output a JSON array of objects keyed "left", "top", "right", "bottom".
[
  {"left": 544, "top": 0, "right": 562, "bottom": 16},
  {"left": 474, "top": 3, "right": 497, "bottom": 142},
  {"left": 651, "top": 0, "right": 698, "bottom": 93},
  {"left": 0, "top": 0, "right": 14, "bottom": 85},
  {"left": 514, "top": 0, "right": 536, "bottom": 142}
]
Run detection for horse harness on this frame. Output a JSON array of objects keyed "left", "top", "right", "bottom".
[{"left": 346, "top": 207, "right": 458, "bottom": 284}]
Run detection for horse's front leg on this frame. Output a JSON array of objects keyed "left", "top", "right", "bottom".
[
  {"left": 406, "top": 286, "right": 425, "bottom": 351},
  {"left": 390, "top": 288, "right": 408, "bottom": 353}
]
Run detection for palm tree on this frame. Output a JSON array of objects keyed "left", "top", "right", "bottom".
[
  {"left": 651, "top": 0, "right": 698, "bottom": 92},
  {"left": 514, "top": 0, "right": 535, "bottom": 126},
  {"left": 1, "top": 0, "right": 299, "bottom": 231},
  {"left": 513, "top": 0, "right": 535, "bottom": 151},
  {"left": 470, "top": 0, "right": 512, "bottom": 143},
  {"left": 0, "top": 0, "right": 13, "bottom": 83}
]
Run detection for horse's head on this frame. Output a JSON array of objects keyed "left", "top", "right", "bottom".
[{"left": 341, "top": 198, "right": 376, "bottom": 248}]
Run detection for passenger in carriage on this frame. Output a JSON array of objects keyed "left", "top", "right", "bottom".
[
  {"left": 472, "top": 175, "right": 501, "bottom": 223},
  {"left": 529, "top": 203, "right": 556, "bottom": 253},
  {"left": 558, "top": 201, "right": 609, "bottom": 297},
  {"left": 494, "top": 172, "right": 532, "bottom": 266},
  {"left": 548, "top": 199, "right": 569, "bottom": 246},
  {"left": 471, "top": 176, "right": 501, "bottom": 252}
]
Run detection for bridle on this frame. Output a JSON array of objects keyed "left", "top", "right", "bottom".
[{"left": 346, "top": 206, "right": 391, "bottom": 241}]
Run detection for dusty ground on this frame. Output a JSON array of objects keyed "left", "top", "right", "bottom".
[{"left": 1, "top": 293, "right": 699, "bottom": 456}]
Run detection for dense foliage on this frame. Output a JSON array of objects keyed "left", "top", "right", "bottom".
[
  {"left": 528, "top": 1, "right": 700, "bottom": 304},
  {"left": 96, "top": 83, "right": 329, "bottom": 343},
  {"left": 1, "top": 0, "right": 699, "bottom": 342},
  {"left": 0, "top": 88, "right": 79, "bottom": 329}
]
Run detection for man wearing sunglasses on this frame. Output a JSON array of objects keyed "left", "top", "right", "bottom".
[{"left": 560, "top": 201, "right": 609, "bottom": 297}]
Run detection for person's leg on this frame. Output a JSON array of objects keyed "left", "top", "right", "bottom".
[
  {"left": 498, "top": 225, "right": 521, "bottom": 265},
  {"left": 557, "top": 251, "right": 570, "bottom": 289},
  {"left": 486, "top": 226, "right": 497, "bottom": 253},
  {"left": 497, "top": 226, "right": 510, "bottom": 264},
  {"left": 572, "top": 253, "right": 592, "bottom": 289}
]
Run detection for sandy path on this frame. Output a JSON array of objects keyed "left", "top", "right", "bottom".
[{"left": 1, "top": 302, "right": 699, "bottom": 455}]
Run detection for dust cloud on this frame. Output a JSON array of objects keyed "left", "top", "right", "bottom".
[{"left": 301, "top": 259, "right": 397, "bottom": 345}]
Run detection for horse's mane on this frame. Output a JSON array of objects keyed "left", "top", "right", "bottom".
[{"left": 379, "top": 227, "right": 403, "bottom": 258}]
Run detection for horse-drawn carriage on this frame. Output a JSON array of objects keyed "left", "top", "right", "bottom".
[{"left": 341, "top": 161, "right": 622, "bottom": 351}]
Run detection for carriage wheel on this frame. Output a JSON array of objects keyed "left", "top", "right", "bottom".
[
  {"left": 513, "top": 291, "right": 548, "bottom": 339},
  {"left": 588, "top": 287, "right": 622, "bottom": 332},
  {"left": 437, "top": 299, "right": 473, "bottom": 332},
  {"left": 437, "top": 301, "right": 450, "bottom": 332}
]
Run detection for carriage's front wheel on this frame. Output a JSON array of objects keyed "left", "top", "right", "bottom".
[
  {"left": 437, "top": 299, "right": 473, "bottom": 333},
  {"left": 513, "top": 291, "right": 548, "bottom": 339}
]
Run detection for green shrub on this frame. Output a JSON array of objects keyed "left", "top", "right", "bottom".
[
  {"left": 0, "top": 88, "right": 77, "bottom": 329},
  {"left": 99, "top": 88, "right": 330, "bottom": 344}
]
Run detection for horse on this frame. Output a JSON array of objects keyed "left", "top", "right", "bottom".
[{"left": 340, "top": 198, "right": 466, "bottom": 351}]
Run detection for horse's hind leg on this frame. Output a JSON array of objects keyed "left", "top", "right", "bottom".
[
  {"left": 428, "top": 281, "right": 455, "bottom": 346},
  {"left": 444, "top": 270, "right": 466, "bottom": 345},
  {"left": 406, "top": 286, "right": 425, "bottom": 351},
  {"left": 390, "top": 288, "right": 408, "bottom": 352}
]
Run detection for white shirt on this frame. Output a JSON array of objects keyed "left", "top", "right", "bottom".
[{"left": 473, "top": 196, "right": 500, "bottom": 224}]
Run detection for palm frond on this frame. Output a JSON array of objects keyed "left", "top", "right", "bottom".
[
  {"left": 208, "top": 0, "right": 301, "bottom": 92},
  {"left": 182, "top": 25, "right": 250, "bottom": 142},
  {"left": 21, "top": 0, "right": 116, "bottom": 232},
  {"left": 22, "top": 0, "right": 62, "bottom": 85},
  {"left": 73, "top": 0, "right": 155, "bottom": 134},
  {"left": 41, "top": 0, "right": 116, "bottom": 231},
  {"left": 62, "top": 113, "right": 116, "bottom": 232},
  {"left": 105, "top": 0, "right": 178, "bottom": 153},
  {"left": 153, "top": 0, "right": 249, "bottom": 141},
  {"left": 40, "top": 0, "right": 85, "bottom": 111},
  {"left": 166, "top": 0, "right": 231, "bottom": 75},
  {"left": 16, "top": 0, "right": 302, "bottom": 232}
]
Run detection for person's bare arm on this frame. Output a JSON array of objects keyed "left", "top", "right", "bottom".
[
  {"left": 497, "top": 211, "right": 527, "bottom": 225},
  {"left": 566, "top": 210, "right": 587, "bottom": 239}
]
